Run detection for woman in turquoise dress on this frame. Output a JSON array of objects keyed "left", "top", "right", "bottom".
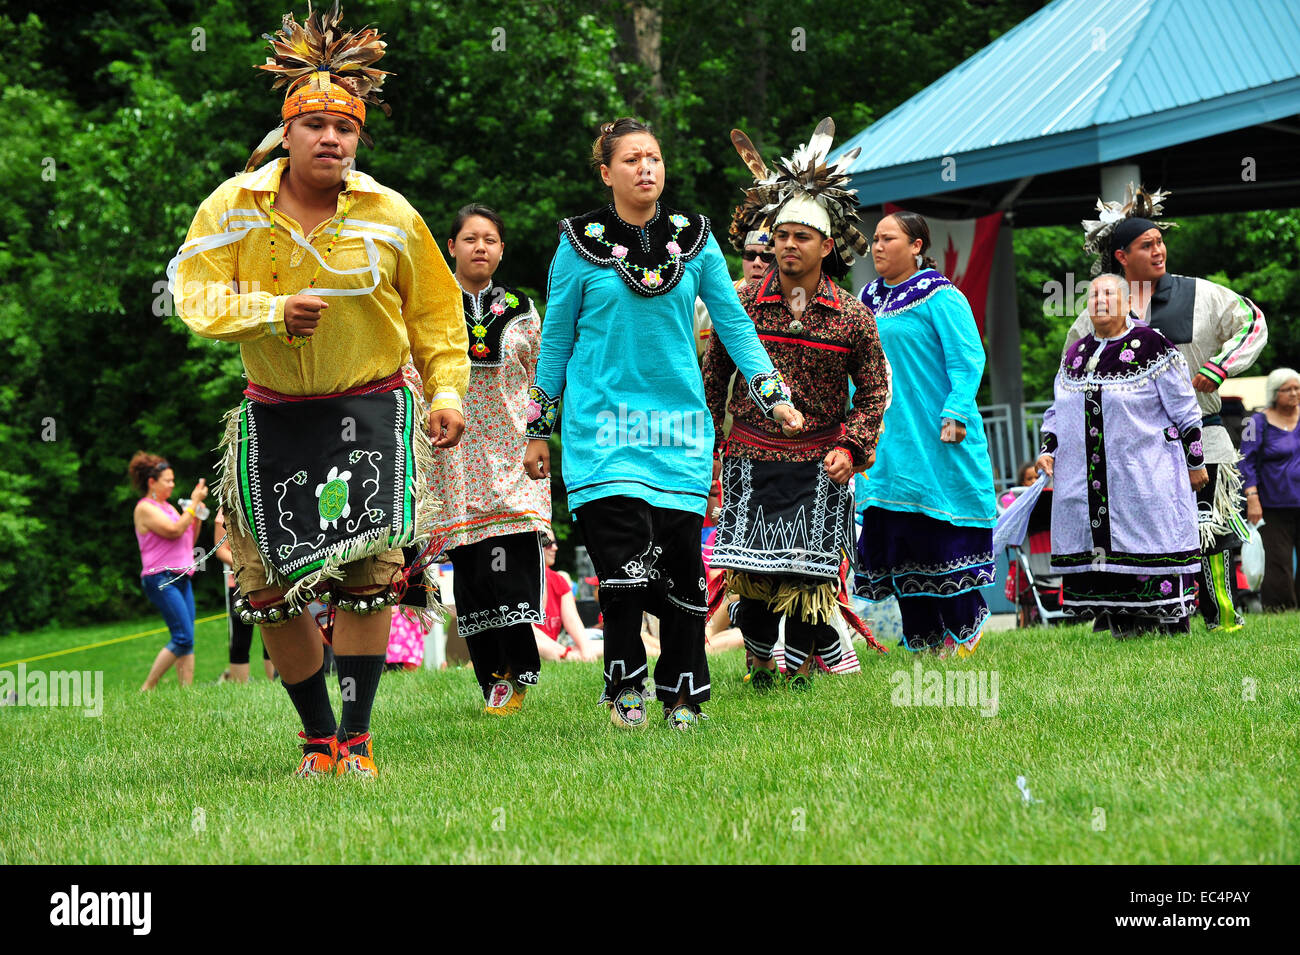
[
  {"left": 855, "top": 211, "right": 997, "bottom": 656},
  {"left": 523, "top": 118, "right": 801, "bottom": 728}
]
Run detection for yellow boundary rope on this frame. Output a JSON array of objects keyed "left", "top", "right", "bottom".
[{"left": 0, "top": 613, "right": 226, "bottom": 668}]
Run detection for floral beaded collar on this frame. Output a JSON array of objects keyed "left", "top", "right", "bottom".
[
  {"left": 560, "top": 203, "right": 710, "bottom": 297},
  {"left": 459, "top": 281, "right": 532, "bottom": 367},
  {"left": 1060, "top": 322, "right": 1180, "bottom": 385},
  {"left": 860, "top": 268, "right": 953, "bottom": 317}
]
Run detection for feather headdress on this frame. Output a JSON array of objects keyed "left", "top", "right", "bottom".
[
  {"left": 1081, "top": 182, "right": 1177, "bottom": 276},
  {"left": 727, "top": 117, "right": 870, "bottom": 267},
  {"left": 244, "top": 1, "right": 393, "bottom": 172}
]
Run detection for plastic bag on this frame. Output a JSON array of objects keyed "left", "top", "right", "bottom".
[{"left": 1241, "top": 521, "right": 1266, "bottom": 592}]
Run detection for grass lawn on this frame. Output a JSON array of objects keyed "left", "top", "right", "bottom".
[{"left": 2, "top": 609, "right": 1297, "bottom": 864}]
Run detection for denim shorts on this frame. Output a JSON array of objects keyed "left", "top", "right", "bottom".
[{"left": 142, "top": 572, "right": 196, "bottom": 656}]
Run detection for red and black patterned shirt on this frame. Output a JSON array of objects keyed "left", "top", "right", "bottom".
[{"left": 703, "top": 268, "right": 890, "bottom": 466}]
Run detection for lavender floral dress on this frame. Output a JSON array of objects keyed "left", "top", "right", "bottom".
[{"left": 1040, "top": 322, "right": 1204, "bottom": 621}]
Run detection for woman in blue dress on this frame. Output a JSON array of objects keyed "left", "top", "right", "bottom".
[
  {"left": 523, "top": 118, "right": 802, "bottom": 728},
  {"left": 855, "top": 211, "right": 997, "bottom": 656}
]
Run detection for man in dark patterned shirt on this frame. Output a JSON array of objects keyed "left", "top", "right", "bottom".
[{"left": 703, "top": 193, "right": 891, "bottom": 688}]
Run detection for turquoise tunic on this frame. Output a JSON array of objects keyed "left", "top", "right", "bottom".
[
  {"left": 858, "top": 270, "right": 995, "bottom": 528},
  {"left": 534, "top": 226, "right": 781, "bottom": 515}
]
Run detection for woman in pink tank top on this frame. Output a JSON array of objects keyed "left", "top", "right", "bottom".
[{"left": 130, "top": 452, "right": 208, "bottom": 689}]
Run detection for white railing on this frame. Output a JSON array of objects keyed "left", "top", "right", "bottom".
[
  {"left": 979, "top": 403, "right": 1020, "bottom": 489},
  {"left": 1021, "top": 400, "right": 1052, "bottom": 462},
  {"left": 978, "top": 400, "right": 1053, "bottom": 488}
]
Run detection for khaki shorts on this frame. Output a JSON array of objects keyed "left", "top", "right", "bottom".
[{"left": 225, "top": 510, "right": 404, "bottom": 598}]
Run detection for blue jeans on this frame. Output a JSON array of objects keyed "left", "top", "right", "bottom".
[{"left": 142, "top": 573, "right": 196, "bottom": 656}]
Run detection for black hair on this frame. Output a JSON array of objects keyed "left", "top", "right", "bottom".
[
  {"left": 823, "top": 244, "right": 851, "bottom": 280},
  {"left": 449, "top": 204, "right": 505, "bottom": 243},
  {"left": 889, "top": 210, "right": 940, "bottom": 273},
  {"left": 590, "top": 117, "right": 657, "bottom": 174}
]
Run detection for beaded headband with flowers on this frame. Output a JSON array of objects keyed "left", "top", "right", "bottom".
[
  {"left": 727, "top": 117, "right": 871, "bottom": 267},
  {"left": 243, "top": 0, "right": 393, "bottom": 172},
  {"left": 1081, "top": 182, "right": 1178, "bottom": 276}
]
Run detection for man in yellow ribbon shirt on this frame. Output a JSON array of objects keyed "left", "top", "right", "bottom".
[{"left": 169, "top": 5, "right": 468, "bottom": 779}]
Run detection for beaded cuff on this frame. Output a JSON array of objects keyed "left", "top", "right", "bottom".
[
  {"left": 832, "top": 444, "right": 859, "bottom": 469},
  {"left": 1179, "top": 426, "right": 1205, "bottom": 470},
  {"left": 747, "top": 369, "right": 792, "bottom": 419},
  {"left": 1198, "top": 362, "right": 1226, "bottom": 387},
  {"left": 525, "top": 385, "right": 560, "bottom": 439}
]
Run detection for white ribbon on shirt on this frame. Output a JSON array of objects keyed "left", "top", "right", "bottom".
[{"left": 166, "top": 216, "right": 401, "bottom": 300}]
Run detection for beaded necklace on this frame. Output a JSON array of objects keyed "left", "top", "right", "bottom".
[
  {"left": 269, "top": 189, "right": 356, "bottom": 348},
  {"left": 465, "top": 286, "right": 521, "bottom": 359},
  {"left": 582, "top": 209, "right": 692, "bottom": 290}
]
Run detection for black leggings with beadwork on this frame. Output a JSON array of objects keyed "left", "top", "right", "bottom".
[
  {"left": 1195, "top": 463, "right": 1242, "bottom": 629},
  {"left": 574, "top": 496, "right": 710, "bottom": 707},
  {"left": 448, "top": 533, "right": 546, "bottom": 699},
  {"left": 463, "top": 623, "right": 541, "bottom": 699}
]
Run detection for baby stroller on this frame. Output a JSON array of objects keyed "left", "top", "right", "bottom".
[{"left": 998, "top": 485, "right": 1067, "bottom": 627}]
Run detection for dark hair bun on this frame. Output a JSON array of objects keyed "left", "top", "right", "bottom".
[
  {"left": 891, "top": 211, "right": 943, "bottom": 277},
  {"left": 590, "top": 117, "right": 656, "bottom": 174},
  {"left": 127, "top": 450, "right": 166, "bottom": 493}
]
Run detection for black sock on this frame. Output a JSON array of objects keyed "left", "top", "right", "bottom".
[
  {"left": 336, "top": 654, "right": 385, "bottom": 741},
  {"left": 283, "top": 665, "right": 337, "bottom": 753}
]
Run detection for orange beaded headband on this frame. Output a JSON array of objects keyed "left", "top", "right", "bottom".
[{"left": 281, "top": 72, "right": 366, "bottom": 125}]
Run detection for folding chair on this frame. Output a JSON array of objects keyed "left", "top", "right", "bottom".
[{"left": 1012, "top": 543, "right": 1068, "bottom": 626}]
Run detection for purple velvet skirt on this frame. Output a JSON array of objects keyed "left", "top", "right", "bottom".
[{"left": 856, "top": 506, "right": 995, "bottom": 652}]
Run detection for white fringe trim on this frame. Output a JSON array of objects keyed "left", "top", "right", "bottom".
[
  {"left": 1200, "top": 456, "right": 1249, "bottom": 550},
  {"left": 407, "top": 385, "right": 449, "bottom": 619},
  {"left": 213, "top": 402, "right": 279, "bottom": 589}
]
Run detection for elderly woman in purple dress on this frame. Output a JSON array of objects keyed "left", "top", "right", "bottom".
[{"left": 1035, "top": 274, "right": 1209, "bottom": 636}]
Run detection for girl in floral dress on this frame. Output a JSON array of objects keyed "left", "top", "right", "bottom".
[{"left": 411, "top": 204, "right": 552, "bottom": 712}]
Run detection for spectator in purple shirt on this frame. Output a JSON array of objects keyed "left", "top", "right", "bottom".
[{"left": 1241, "top": 367, "right": 1300, "bottom": 609}]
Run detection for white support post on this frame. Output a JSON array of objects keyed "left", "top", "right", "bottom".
[{"left": 1101, "top": 164, "right": 1142, "bottom": 203}]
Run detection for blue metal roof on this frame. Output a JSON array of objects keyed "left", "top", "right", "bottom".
[{"left": 835, "top": 0, "right": 1300, "bottom": 206}]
